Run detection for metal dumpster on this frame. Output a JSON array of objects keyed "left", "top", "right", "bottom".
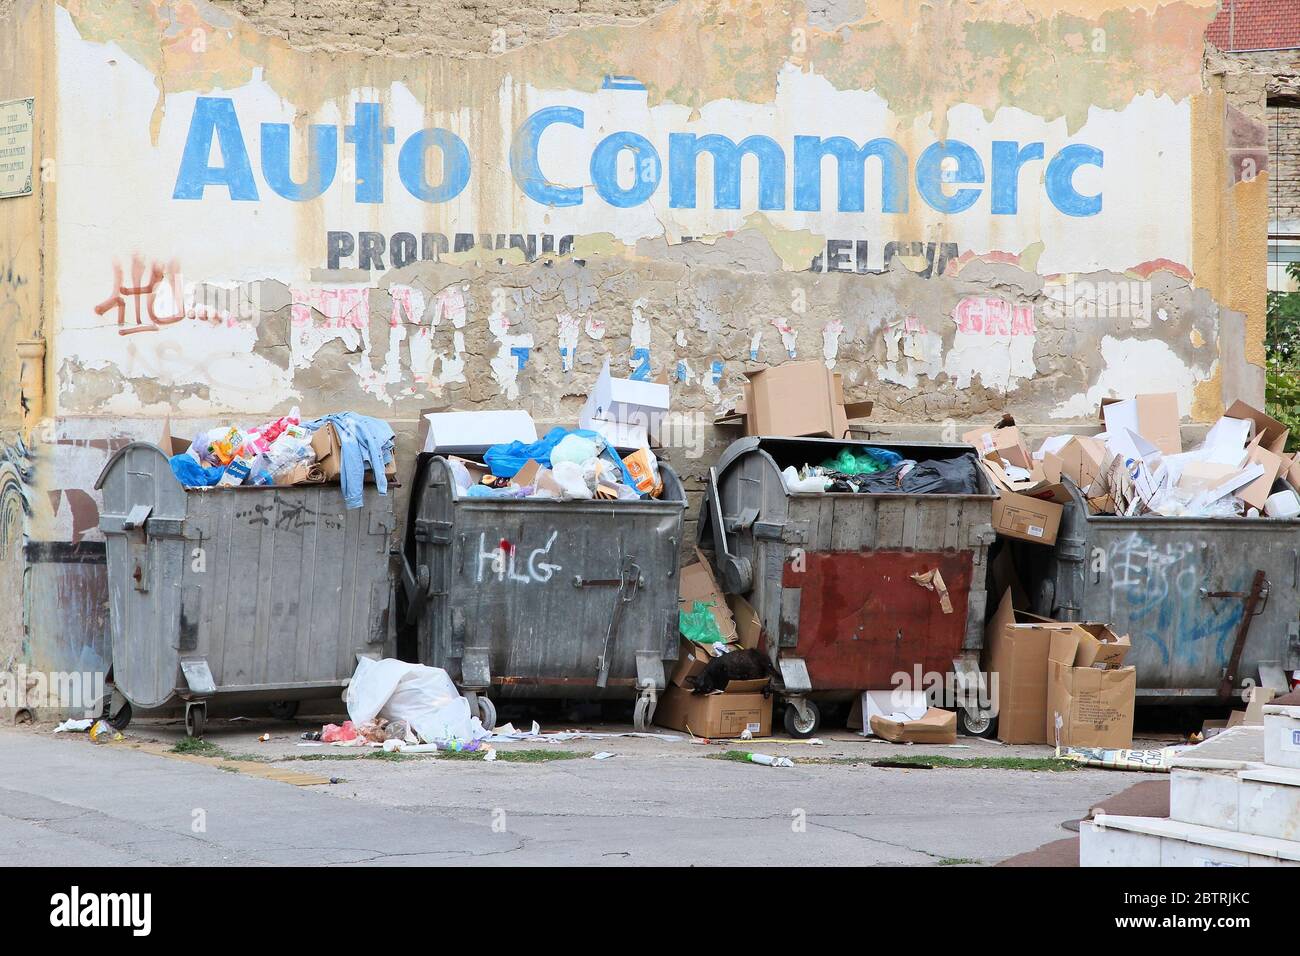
[
  {"left": 699, "top": 436, "right": 998, "bottom": 737},
  {"left": 401, "top": 450, "right": 687, "bottom": 731},
  {"left": 96, "top": 442, "right": 395, "bottom": 736},
  {"left": 1016, "top": 477, "right": 1300, "bottom": 706}
]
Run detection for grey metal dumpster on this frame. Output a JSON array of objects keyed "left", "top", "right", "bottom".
[
  {"left": 401, "top": 450, "right": 686, "bottom": 731},
  {"left": 1017, "top": 477, "right": 1300, "bottom": 706},
  {"left": 699, "top": 436, "right": 998, "bottom": 737},
  {"left": 96, "top": 442, "right": 395, "bottom": 736}
]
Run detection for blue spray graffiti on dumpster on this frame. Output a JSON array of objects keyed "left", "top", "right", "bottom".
[{"left": 1106, "top": 531, "right": 1244, "bottom": 677}]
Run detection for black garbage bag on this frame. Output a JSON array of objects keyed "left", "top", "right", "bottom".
[
  {"left": 897, "top": 452, "right": 982, "bottom": 494},
  {"left": 829, "top": 451, "right": 981, "bottom": 494}
]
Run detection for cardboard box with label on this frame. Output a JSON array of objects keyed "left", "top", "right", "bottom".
[
  {"left": 580, "top": 358, "right": 671, "bottom": 448},
  {"left": 980, "top": 460, "right": 1066, "bottom": 546},
  {"left": 715, "top": 361, "right": 872, "bottom": 438},
  {"left": 654, "top": 679, "right": 772, "bottom": 738},
  {"left": 1047, "top": 625, "right": 1136, "bottom": 748}
]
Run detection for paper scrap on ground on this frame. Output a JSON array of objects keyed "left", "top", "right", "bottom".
[
  {"left": 487, "top": 722, "right": 682, "bottom": 743},
  {"left": 1056, "top": 745, "right": 1188, "bottom": 772}
]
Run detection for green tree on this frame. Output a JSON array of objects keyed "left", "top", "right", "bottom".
[{"left": 1267, "top": 260, "right": 1300, "bottom": 450}]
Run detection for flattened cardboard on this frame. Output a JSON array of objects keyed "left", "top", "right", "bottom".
[
  {"left": 726, "top": 594, "right": 763, "bottom": 651},
  {"left": 1236, "top": 436, "right": 1284, "bottom": 511},
  {"left": 654, "top": 680, "right": 772, "bottom": 738},
  {"left": 1101, "top": 393, "right": 1182, "bottom": 456},
  {"left": 869, "top": 707, "right": 957, "bottom": 744},
  {"left": 679, "top": 552, "right": 737, "bottom": 644},
  {"left": 1225, "top": 400, "right": 1289, "bottom": 455}
]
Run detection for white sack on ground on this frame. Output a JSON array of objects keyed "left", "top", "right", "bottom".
[{"left": 346, "top": 658, "right": 488, "bottom": 744}]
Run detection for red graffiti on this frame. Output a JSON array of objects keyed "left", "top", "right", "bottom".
[{"left": 95, "top": 256, "right": 225, "bottom": 335}]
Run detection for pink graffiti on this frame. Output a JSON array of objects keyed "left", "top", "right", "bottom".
[
  {"left": 291, "top": 286, "right": 370, "bottom": 330},
  {"left": 954, "top": 297, "right": 1036, "bottom": 336}
]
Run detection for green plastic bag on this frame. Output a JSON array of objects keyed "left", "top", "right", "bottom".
[
  {"left": 819, "top": 446, "right": 904, "bottom": 475},
  {"left": 679, "top": 600, "right": 723, "bottom": 644}
]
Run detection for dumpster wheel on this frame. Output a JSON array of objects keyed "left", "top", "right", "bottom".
[
  {"left": 783, "top": 700, "right": 820, "bottom": 738},
  {"left": 268, "top": 700, "right": 300, "bottom": 721},
  {"left": 476, "top": 696, "right": 497, "bottom": 733},
  {"left": 100, "top": 685, "right": 132, "bottom": 732},
  {"left": 184, "top": 702, "right": 207, "bottom": 739},
  {"left": 633, "top": 692, "right": 657, "bottom": 732},
  {"left": 957, "top": 707, "right": 998, "bottom": 739}
]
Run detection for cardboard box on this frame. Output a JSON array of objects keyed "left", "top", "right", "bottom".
[
  {"left": 669, "top": 638, "right": 715, "bottom": 689},
  {"left": 580, "top": 358, "right": 670, "bottom": 448},
  {"left": 1041, "top": 435, "right": 1107, "bottom": 493},
  {"left": 654, "top": 679, "right": 772, "bottom": 738},
  {"left": 160, "top": 418, "right": 193, "bottom": 457},
  {"left": 988, "top": 484, "right": 1063, "bottom": 545},
  {"left": 869, "top": 707, "right": 957, "bottom": 744},
  {"left": 1101, "top": 393, "right": 1181, "bottom": 456},
  {"left": 963, "top": 417, "right": 1032, "bottom": 471},
  {"left": 679, "top": 551, "right": 737, "bottom": 644},
  {"left": 1225, "top": 400, "right": 1289, "bottom": 455},
  {"left": 1047, "top": 629, "right": 1136, "bottom": 748},
  {"left": 720, "top": 361, "right": 872, "bottom": 438},
  {"left": 419, "top": 409, "right": 537, "bottom": 453},
  {"left": 984, "top": 589, "right": 1061, "bottom": 744},
  {"left": 1071, "top": 624, "right": 1131, "bottom": 669},
  {"left": 309, "top": 422, "right": 396, "bottom": 482}
]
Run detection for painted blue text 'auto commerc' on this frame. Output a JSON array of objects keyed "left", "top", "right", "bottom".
[{"left": 173, "top": 98, "right": 1104, "bottom": 218}]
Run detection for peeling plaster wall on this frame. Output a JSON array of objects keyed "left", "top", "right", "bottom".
[{"left": 0, "top": 0, "right": 1273, "bottom": 705}]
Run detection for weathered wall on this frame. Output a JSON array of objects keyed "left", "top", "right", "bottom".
[
  {"left": 0, "top": 0, "right": 52, "bottom": 685},
  {"left": 0, "top": 0, "right": 1273, "bottom": 709}
]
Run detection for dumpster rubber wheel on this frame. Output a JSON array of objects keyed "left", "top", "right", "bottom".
[
  {"left": 268, "top": 700, "right": 300, "bottom": 721},
  {"left": 633, "top": 695, "right": 656, "bottom": 731},
  {"left": 958, "top": 707, "right": 998, "bottom": 739},
  {"left": 102, "top": 691, "right": 132, "bottom": 732},
  {"left": 476, "top": 696, "right": 497, "bottom": 733},
  {"left": 783, "top": 700, "right": 820, "bottom": 738},
  {"left": 185, "top": 704, "right": 207, "bottom": 739}
]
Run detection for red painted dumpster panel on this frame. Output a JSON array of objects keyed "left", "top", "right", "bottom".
[{"left": 783, "top": 550, "right": 973, "bottom": 691}]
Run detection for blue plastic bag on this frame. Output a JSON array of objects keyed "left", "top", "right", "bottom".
[{"left": 484, "top": 426, "right": 603, "bottom": 478}]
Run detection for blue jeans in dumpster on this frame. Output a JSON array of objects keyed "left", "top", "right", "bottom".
[{"left": 308, "top": 413, "right": 395, "bottom": 510}]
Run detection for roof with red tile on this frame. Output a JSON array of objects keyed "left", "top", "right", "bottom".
[{"left": 1206, "top": 0, "right": 1300, "bottom": 51}]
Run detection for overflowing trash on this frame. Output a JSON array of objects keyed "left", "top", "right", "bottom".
[
  {"left": 441, "top": 424, "right": 664, "bottom": 503},
  {"left": 165, "top": 407, "right": 396, "bottom": 510},
  {"left": 970, "top": 394, "right": 1299, "bottom": 521},
  {"left": 779, "top": 448, "right": 982, "bottom": 495}
]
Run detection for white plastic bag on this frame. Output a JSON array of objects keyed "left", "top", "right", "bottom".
[
  {"left": 346, "top": 658, "right": 488, "bottom": 744},
  {"left": 552, "top": 460, "right": 593, "bottom": 499}
]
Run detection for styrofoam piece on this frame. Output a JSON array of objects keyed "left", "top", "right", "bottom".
[
  {"left": 1265, "top": 489, "right": 1300, "bottom": 518},
  {"left": 1084, "top": 814, "right": 1300, "bottom": 865}
]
